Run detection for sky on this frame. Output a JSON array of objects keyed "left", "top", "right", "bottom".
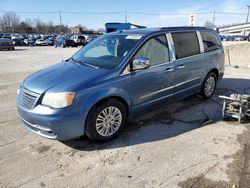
[{"left": 0, "top": 0, "right": 249, "bottom": 29}]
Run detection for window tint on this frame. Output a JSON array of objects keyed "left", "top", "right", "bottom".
[
  {"left": 200, "top": 31, "right": 221, "bottom": 52},
  {"left": 171, "top": 32, "right": 200, "bottom": 59},
  {"left": 134, "top": 35, "right": 169, "bottom": 66}
]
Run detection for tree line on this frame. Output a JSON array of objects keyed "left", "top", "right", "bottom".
[
  {"left": 0, "top": 12, "right": 73, "bottom": 33},
  {"left": 0, "top": 11, "right": 221, "bottom": 34}
]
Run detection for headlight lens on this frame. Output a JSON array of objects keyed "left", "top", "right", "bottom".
[{"left": 42, "top": 92, "right": 75, "bottom": 108}]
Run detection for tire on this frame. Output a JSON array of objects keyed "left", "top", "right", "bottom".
[
  {"left": 85, "top": 99, "right": 127, "bottom": 142},
  {"left": 200, "top": 72, "right": 217, "bottom": 99},
  {"left": 12, "top": 47, "right": 15, "bottom": 50}
]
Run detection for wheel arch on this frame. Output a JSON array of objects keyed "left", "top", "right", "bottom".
[
  {"left": 80, "top": 87, "right": 132, "bottom": 132},
  {"left": 92, "top": 96, "right": 129, "bottom": 117},
  {"left": 207, "top": 68, "right": 219, "bottom": 80}
]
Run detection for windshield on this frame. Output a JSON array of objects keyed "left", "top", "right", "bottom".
[{"left": 72, "top": 34, "right": 142, "bottom": 69}]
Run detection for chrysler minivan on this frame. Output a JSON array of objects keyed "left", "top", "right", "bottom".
[{"left": 17, "top": 27, "right": 224, "bottom": 141}]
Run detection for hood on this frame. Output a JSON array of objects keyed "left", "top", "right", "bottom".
[{"left": 23, "top": 61, "right": 110, "bottom": 94}]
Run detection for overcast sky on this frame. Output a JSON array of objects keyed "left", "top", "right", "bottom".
[{"left": 0, "top": 0, "right": 249, "bottom": 29}]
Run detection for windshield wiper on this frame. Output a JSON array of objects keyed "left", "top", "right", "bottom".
[
  {"left": 70, "top": 57, "right": 82, "bottom": 64},
  {"left": 70, "top": 57, "right": 99, "bottom": 69}
]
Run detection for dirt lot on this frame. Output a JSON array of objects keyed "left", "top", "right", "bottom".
[{"left": 0, "top": 46, "right": 250, "bottom": 188}]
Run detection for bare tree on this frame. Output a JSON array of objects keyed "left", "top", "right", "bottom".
[
  {"left": 75, "top": 24, "right": 88, "bottom": 31},
  {"left": 0, "top": 16, "right": 3, "bottom": 32},
  {"left": 47, "top": 21, "right": 54, "bottom": 33},
  {"left": 0, "top": 12, "right": 96, "bottom": 34},
  {"left": 0, "top": 12, "right": 20, "bottom": 32},
  {"left": 17, "top": 21, "right": 33, "bottom": 33},
  {"left": 204, "top": 21, "right": 216, "bottom": 29},
  {"left": 82, "top": 26, "right": 88, "bottom": 31},
  {"left": 34, "top": 18, "right": 44, "bottom": 33},
  {"left": 97, "top": 28, "right": 104, "bottom": 33},
  {"left": 25, "top": 18, "right": 34, "bottom": 28}
]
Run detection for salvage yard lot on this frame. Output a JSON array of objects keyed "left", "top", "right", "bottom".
[{"left": 0, "top": 46, "right": 250, "bottom": 188}]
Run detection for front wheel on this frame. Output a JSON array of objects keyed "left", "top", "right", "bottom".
[
  {"left": 200, "top": 72, "right": 217, "bottom": 99},
  {"left": 85, "top": 99, "right": 127, "bottom": 142}
]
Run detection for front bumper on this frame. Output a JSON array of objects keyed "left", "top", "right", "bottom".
[{"left": 17, "top": 104, "right": 85, "bottom": 140}]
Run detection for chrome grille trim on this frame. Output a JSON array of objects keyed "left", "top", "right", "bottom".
[{"left": 18, "top": 88, "right": 40, "bottom": 110}]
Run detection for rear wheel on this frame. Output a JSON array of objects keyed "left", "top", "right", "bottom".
[
  {"left": 85, "top": 99, "right": 127, "bottom": 142},
  {"left": 200, "top": 72, "right": 217, "bottom": 99}
]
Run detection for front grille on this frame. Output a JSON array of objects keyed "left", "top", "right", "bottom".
[{"left": 18, "top": 88, "right": 40, "bottom": 110}]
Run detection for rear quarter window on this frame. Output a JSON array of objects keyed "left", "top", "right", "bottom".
[
  {"left": 200, "top": 31, "right": 221, "bottom": 52},
  {"left": 171, "top": 32, "right": 200, "bottom": 59}
]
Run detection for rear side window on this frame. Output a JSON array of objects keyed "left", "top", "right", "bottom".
[
  {"left": 171, "top": 32, "right": 200, "bottom": 59},
  {"left": 200, "top": 31, "right": 221, "bottom": 52}
]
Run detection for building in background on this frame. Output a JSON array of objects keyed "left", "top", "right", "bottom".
[
  {"left": 218, "top": 22, "right": 250, "bottom": 35},
  {"left": 70, "top": 27, "right": 83, "bottom": 34}
]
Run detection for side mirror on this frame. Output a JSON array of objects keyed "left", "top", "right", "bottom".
[{"left": 132, "top": 57, "right": 151, "bottom": 71}]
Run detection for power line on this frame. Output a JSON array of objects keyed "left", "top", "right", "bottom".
[
  {"left": 52, "top": 11, "right": 125, "bottom": 15},
  {"left": 0, "top": 10, "right": 248, "bottom": 16},
  {"left": 0, "top": 10, "right": 58, "bottom": 14},
  {"left": 127, "top": 11, "right": 215, "bottom": 15},
  {"left": 126, "top": 11, "right": 188, "bottom": 15},
  {"left": 215, "top": 11, "right": 247, "bottom": 15}
]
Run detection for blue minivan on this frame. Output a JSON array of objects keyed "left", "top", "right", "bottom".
[{"left": 17, "top": 27, "right": 224, "bottom": 141}]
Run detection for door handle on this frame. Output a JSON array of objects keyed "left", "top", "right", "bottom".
[
  {"left": 165, "top": 68, "right": 174, "bottom": 72},
  {"left": 177, "top": 64, "right": 185, "bottom": 69}
]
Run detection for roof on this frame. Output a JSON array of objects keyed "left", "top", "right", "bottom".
[{"left": 110, "top": 26, "right": 213, "bottom": 35}]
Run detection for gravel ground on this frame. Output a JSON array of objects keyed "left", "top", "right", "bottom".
[{"left": 0, "top": 46, "right": 250, "bottom": 188}]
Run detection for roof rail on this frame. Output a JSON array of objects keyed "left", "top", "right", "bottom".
[{"left": 160, "top": 26, "right": 207, "bottom": 30}]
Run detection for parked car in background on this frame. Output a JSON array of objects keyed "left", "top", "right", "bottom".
[
  {"left": 13, "top": 38, "right": 24, "bottom": 46},
  {"left": 24, "top": 38, "right": 36, "bottom": 46},
  {"left": 234, "top": 36, "right": 243, "bottom": 41},
  {"left": 44, "top": 39, "right": 54, "bottom": 46},
  {"left": 0, "top": 38, "right": 15, "bottom": 50},
  {"left": 17, "top": 27, "right": 224, "bottom": 141},
  {"left": 71, "top": 35, "right": 86, "bottom": 45},
  {"left": 1, "top": 33, "right": 11, "bottom": 39},
  {"left": 220, "top": 34, "right": 249, "bottom": 41},
  {"left": 35, "top": 39, "right": 47, "bottom": 46},
  {"left": 54, "top": 38, "right": 78, "bottom": 48}
]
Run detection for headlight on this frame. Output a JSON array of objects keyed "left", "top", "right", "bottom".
[{"left": 42, "top": 92, "right": 75, "bottom": 108}]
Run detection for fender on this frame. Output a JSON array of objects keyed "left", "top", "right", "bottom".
[{"left": 76, "top": 87, "right": 132, "bottom": 129}]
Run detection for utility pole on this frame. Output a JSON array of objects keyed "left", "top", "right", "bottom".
[
  {"left": 246, "top": 5, "right": 250, "bottom": 23},
  {"left": 213, "top": 11, "right": 216, "bottom": 28},
  {"left": 59, "top": 11, "right": 62, "bottom": 32},
  {"left": 125, "top": 11, "right": 127, "bottom": 23}
]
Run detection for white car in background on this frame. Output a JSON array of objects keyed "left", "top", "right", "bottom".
[
  {"left": 35, "top": 39, "right": 47, "bottom": 46},
  {"left": 71, "top": 35, "right": 86, "bottom": 45}
]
